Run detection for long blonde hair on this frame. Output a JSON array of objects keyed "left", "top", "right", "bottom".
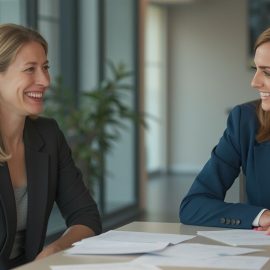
[{"left": 0, "top": 23, "right": 48, "bottom": 163}]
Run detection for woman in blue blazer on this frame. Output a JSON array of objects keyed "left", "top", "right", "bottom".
[
  {"left": 180, "top": 27, "right": 270, "bottom": 232},
  {"left": 0, "top": 24, "right": 101, "bottom": 269}
]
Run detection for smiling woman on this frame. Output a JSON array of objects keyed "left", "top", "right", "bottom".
[
  {"left": 180, "top": 27, "right": 270, "bottom": 232},
  {"left": 0, "top": 24, "right": 101, "bottom": 269}
]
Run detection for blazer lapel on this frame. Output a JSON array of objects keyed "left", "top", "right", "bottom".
[
  {"left": 254, "top": 142, "right": 270, "bottom": 207},
  {"left": 23, "top": 118, "right": 49, "bottom": 260},
  {"left": 0, "top": 164, "right": 16, "bottom": 257}
]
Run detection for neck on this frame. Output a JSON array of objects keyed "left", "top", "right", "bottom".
[{"left": 0, "top": 114, "right": 26, "bottom": 150}]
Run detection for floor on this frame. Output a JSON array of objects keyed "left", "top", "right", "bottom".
[
  {"left": 142, "top": 171, "right": 241, "bottom": 224},
  {"left": 141, "top": 173, "right": 196, "bottom": 223}
]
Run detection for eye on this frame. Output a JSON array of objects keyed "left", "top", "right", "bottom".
[
  {"left": 24, "top": 66, "right": 35, "bottom": 73},
  {"left": 43, "top": 65, "right": 50, "bottom": 71},
  {"left": 263, "top": 70, "right": 270, "bottom": 77}
]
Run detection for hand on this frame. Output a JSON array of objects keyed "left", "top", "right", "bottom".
[
  {"left": 35, "top": 225, "right": 95, "bottom": 260},
  {"left": 256, "top": 210, "right": 270, "bottom": 235},
  {"left": 35, "top": 243, "right": 61, "bottom": 260}
]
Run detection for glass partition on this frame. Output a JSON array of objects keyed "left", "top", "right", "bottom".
[{"left": 103, "top": 0, "right": 138, "bottom": 216}]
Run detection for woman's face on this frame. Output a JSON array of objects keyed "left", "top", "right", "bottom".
[
  {"left": 0, "top": 41, "right": 50, "bottom": 117},
  {"left": 251, "top": 42, "right": 270, "bottom": 111}
]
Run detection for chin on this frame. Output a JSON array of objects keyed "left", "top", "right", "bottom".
[{"left": 261, "top": 102, "right": 270, "bottom": 112}]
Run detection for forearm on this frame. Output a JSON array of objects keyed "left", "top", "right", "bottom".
[
  {"left": 180, "top": 195, "right": 263, "bottom": 228},
  {"left": 36, "top": 224, "right": 95, "bottom": 260}
]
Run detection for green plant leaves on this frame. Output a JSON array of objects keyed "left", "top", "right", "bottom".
[{"left": 44, "top": 62, "right": 146, "bottom": 188}]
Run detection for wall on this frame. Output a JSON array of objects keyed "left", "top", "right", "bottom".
[
  {"left": 168, "top": 0, "right": 257, "bottom": 173},
  {"left": 145, "top": 4, "right": 168, "bottom": 173}
]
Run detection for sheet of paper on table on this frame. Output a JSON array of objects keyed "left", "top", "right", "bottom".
[
  {"left": 151, "top": 243, "right": 262, "bottom": 258},
  {"left": 65, "top": 239, "right": 169, "bottom": 255},
  {"left": 50, "top": 262, "right": 162, "bottom": 270},
  {"left": 66, "top": 230, "right": 195, "bottom": 255},
  {"left": 133, "top": 242, "right": 268, "bottom": 270},
  {"left": 93, "top": 230, "right": 195, "bottom": 245},
  {"left": 197, "top": 229, "right": 270, "bottom": 246},
  {"left": 133, "top": 254, "right": 269, "bottom": 270}
]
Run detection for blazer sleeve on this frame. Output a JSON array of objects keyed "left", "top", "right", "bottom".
[
  {"left": 53, "top": 121, "right": 102, "bottom": 235},
  {"left": 179, "top": 105, "right": 263, "bottom": 229}
]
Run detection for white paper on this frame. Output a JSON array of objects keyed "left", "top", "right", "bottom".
[
  {"left": 134, "top": 254, "right": 269, "bottom": 270},
  {"left": 197, "top": 229, "right": 270, "bottom": 246},
  {"left": 65, "top": 239, "right": 168, "bottom": 255},
  {"left": 50, "top": 262, "right": 161, "bottom": 270},
  {"left": 151, "top": 243, "right": 262, "bottom": 258},
  {"left": 91, "top": 230, "right": 194, "bottom": 245}
]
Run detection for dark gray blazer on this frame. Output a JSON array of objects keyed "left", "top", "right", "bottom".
[{"left": 0, "top": 117, "right": 102, "bottom": 269}]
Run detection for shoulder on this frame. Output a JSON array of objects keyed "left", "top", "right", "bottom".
[
  {"left": 231, "top": 100, "right": 258, "bottom": 117},
  {"left": 228, "top": 100, "right": 259, "bottom": 129},
  {"left": 224, "top": 100, "right": 259, "bottom": 148}
]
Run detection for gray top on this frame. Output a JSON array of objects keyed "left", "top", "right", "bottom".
[{"left": 9, "top": 185, "right": 28, "bottom": 259}]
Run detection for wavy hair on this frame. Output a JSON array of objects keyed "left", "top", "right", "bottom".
[{"left": 0, "top": 23, "right": 48, "bottom": 162}]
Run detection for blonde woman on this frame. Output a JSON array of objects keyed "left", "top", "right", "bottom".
[{"left": 0, "top": 24, "right": 101, "bottom": 269}]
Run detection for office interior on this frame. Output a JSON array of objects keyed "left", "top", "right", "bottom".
[{"left": 0, "top": 0, "right": 263, "bottom": 241}]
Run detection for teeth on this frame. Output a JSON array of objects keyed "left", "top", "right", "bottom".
[
  {"left": 26, "top": 92, "right": 43, "bottom": 98},
  {"left": 260, "top": 92, "right": 270, "bottom": 97}
]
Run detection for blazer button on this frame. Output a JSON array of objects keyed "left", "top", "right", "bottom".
[
  {"left": 236, "top": 219, "right": 241, "bottom": 225},
  {"left": 220, "top": 217, "right": 226, "bottom": 224},
  {"left": 225, "top": 218, "right": 231, "bottom": 225},
  {"left": 231, "top": 219, "right": 236, "bottom": 225}
]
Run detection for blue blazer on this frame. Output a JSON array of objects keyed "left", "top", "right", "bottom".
[
  {"left": 0, "top": 117, "right": 102, "bottom": 269},
  {"left": 180, "top": 100, "right": 269, "bottom": 229}
]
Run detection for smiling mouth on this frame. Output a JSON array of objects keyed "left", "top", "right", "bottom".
[
  {"left": 25, "top": 91, "right": 44, "bottom": 100},
  {"left": 260, "top": 92, "right": 270, "bottom": 98}
]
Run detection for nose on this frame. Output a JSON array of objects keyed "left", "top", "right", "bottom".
[
  {"left": 36, "top": 68, "right": 50, "bottom": 88},
  {"left": 251, "top": 70, "right": 263, "bottom": 89}
]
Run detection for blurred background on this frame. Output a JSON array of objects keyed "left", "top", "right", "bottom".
[{"left": 0, "top": 0, "right": 267, "bottom": 241}]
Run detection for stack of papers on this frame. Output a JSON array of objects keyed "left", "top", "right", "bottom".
[
  {"left": 60, "top": 230, "right": 270, "bottom": 270},
  {"left": 66, "top": 230, "right": 195, "bottom": 255},
  {"left": 94, "top": 230, "right": 192, "bottom": 244},
  {"left": 133, "top": 243, "right": 268, "bottom": 269},
  {"left": 134, "top": 254, "right": 269, "bottom": 269},
  {"left": 65, "top": 240, "right": 169, "bottom": 255}
]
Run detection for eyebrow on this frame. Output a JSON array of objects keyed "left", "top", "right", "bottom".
[
  {"left": 257, "top": 65, "right": 270, "bottom": 69},
  {"left": 24, "top": 60, "right": 49, "bottom": 66}
]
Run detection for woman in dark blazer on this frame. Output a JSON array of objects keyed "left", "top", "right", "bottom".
[
  {"left": 180, "top": 27, "right": 270, "bottom": 232},
  {"left": 0, "top": 24, "right": 101, "bottom": 269}
]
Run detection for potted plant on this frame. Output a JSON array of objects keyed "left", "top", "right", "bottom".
[{"left": 44, "top": 62, "right": 145, "bottom": 190}]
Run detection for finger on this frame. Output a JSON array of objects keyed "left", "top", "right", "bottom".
[
  {"left": 253, "top": 226, "right": 267, "bottom": 231},
  {"left": 265, "top": 227, "right": 270, "bottom": 235}
]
